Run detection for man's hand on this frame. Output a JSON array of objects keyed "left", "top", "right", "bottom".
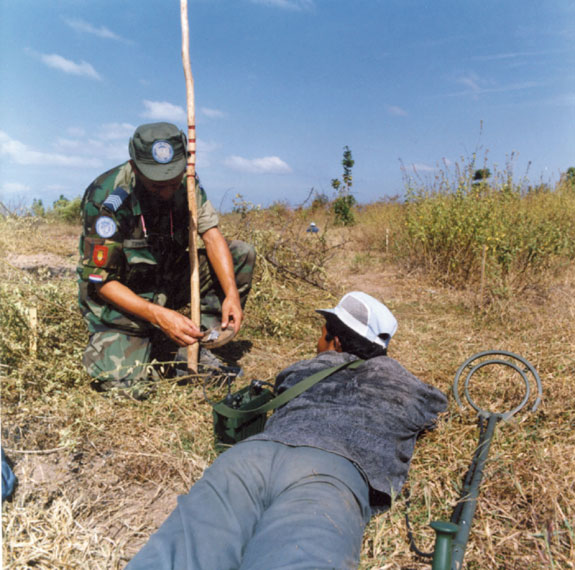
[
  {"left": 150, "top": 305, "right": 203, "bottom": 346},
  {"left": 202, "top": 227, "right": 245, "bottom": 335},
  {"left": 221, "top": 293, "right": 243, "bottom": 334}
]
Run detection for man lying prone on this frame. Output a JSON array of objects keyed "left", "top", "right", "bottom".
[{"left": 126, "top": 291, "right": 448, "bottom": 569}]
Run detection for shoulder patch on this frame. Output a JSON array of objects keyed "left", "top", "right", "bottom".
[
  {"left": 95, "top": 216, "right": 117, "bottom": 238},
  {"left": 93, "top": 245, "right": 109, "bottom": 267},
  {"left": 102, "top": 187, "right": 129, "bottom": 213}
]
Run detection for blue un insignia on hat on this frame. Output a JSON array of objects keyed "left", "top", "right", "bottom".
[
  {"left": 95, "top": 216, "right": 117, "bottom": 239},
  {"left": 102, "top": 187, "right": 129, "bottom": 212},
  {"left": 152, "top": 141, "right": 174, "bottom": 164}
]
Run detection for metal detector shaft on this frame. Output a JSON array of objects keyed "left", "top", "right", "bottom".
[
  {"left": 450, "top": 413, "right": 501, "bottom": 569},
  {"left": 430, "top": 414, "right": 501, "bottom": 570}
]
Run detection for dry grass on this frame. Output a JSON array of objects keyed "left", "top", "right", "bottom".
[{"left": 1, "top": 206, "right": 574, "bottom": 569}]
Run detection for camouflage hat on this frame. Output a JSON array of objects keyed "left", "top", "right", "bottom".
[{"left": 129, "top": 122, "right": 187, "bottom": 182}]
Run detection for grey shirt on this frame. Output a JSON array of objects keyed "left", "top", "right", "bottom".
[{"left": 248, "top": 351, "right": 448, "bottom": 510}]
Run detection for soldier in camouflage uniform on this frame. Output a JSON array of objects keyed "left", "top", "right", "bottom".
[{"left": 77, "top": 122, "right": 255, "bottom": 397}]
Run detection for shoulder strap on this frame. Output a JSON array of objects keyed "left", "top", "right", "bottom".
[{"left": 213, "top": 359, "right": 364, "bottom": 419}]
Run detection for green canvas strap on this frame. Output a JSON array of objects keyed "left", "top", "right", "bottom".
[{"left": 213, "top": 359, "right": 365, "bottom": 419}]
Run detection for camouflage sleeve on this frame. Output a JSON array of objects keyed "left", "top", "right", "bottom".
[
  {"left": 79, "top": 183, "right": 126, "bottom": 285},
  {"left": 195, "top": 178, "right": 219, "bottom": 234}
]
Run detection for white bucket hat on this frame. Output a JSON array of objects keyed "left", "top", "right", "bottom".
[{"left": 316, "top": 291, "right": 398, "bottom": 348}]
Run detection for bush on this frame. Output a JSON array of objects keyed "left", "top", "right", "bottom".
[
  {"left": 221, "top": 200, "right": 344, "bottom": 339},
  {"left": 332, "top": 194, "right": 356, "bottom": 227},
  {"left": 400, "top": 157, "right": 575, "bottom": 296},
  {"left": 310, "top": 191, "right": 330, "bottom": 211},
  {"left": 49, "top": 195, "right": 82, "bottom": 224}
]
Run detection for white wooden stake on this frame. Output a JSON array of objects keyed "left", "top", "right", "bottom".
[{"left": 181, "top": 0, "right": 200, "bottom": 372}]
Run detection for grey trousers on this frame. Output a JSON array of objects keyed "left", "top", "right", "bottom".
[{"left": 125, "top": 441, "right": 372, "bottom": 570}]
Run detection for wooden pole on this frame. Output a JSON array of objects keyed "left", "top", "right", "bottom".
[{"left": 181, "top": 0, "right": 200, "bottom": 372}]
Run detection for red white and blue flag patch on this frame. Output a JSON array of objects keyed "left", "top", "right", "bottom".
[{"left": 89, "top": 274, "right": 104, "bottom": 283}]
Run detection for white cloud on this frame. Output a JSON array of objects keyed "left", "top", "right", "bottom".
[
  {"left": 471, "top": 50, "right": 561, "bottom": 62},
  {"left": 546, "top": 93, "right": 575, "bottom": 107},
  {"left": 198, "top": 140, "right": 220, "bottom": 154},
  {"left": 36, "top": 51, "right": 102, "bottom": 80},
  {"left": 141, "top": 100, "right": 186, "bottom": 122},
  {"left": 250, "top": 0, "right": 314, "bottom": 11},
  {"left": 201, "top": 107, "right": 226, "bottom": 119},
  {"left": 411, "top": 163, "right": 437, "bottom": 173},
  {"left": 54, "top": 136, "right": 128, "bottom": 162},
  {"left": 1, "top": 182, "right": 31, "bottom": 194},
  {"left": 0, "top": 131, "right": 102, "bottom": 168},
  {"left": 386, "top": 105, "right": 408, "bottom": 117},
  {"left": 97, "top": 122, "right": 136, "bottom": 140},
  {"left": 67, "top": 127, "right": 86, "bottom": 138},
  {"left": 452, "top": 73, "right": 538, "bottom": 97},
  {"left": 195, "top": 139, "right": 221, "bottom": 169},
  {"left": 54, "top": 123, "right": 135, "bottom": 162},
  {"left": 63, "top": 17, "right": 129, "bottom": 43},
  {"left": 224, "top": 155, "right": 292, "bottom": 174},
  {"left": 457, "top": 72, "right": 483, "bottom": 94},
  {"left": 46, "top": 184, "right": 70, "bottom": 192}
]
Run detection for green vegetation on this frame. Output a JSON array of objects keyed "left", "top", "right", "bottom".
[
  {"left": 2, "top": 159, "right": 574, "bottom": 568},
  {"left": 400, "top": 158, "right": 575, "bottom": 299},
  {"left": 331, "top": 145, "right": 357, "bottom": 226},
  {"left": 31, "top": 194, "right": 83, "bottom": 224}
]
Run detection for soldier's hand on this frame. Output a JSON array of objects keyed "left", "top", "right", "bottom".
[
  {"left": 221, "top": 294, "right": 243, "bottom": 335},
  {"left": 153, "top": 306, "right": 203, "bottom": 346}
]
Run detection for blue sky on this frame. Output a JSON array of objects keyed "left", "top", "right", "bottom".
[{"left": 1, "top": 0, "right": 574, "bottom": 211}]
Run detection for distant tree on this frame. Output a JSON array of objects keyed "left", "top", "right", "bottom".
[
  {"left": 565, "top": 167, "right": 575, "bottom": 186},
  {"left": 331, "top": 146, "right": 356, "bottom": 226},
  {"left": 48, "top": 194, "right": 82, "bottom": 223},
  {"left": 52, "top": 194, "right": 70, "bottom": 210},
  {"left": 473, "top": 168, "right": 491, "bottom": 184},
  {"left": 55, "top": 197, "right": 82, "bottom": 223},
  {"left": 31, "top": 198, "right": 45, "bottom": 217}
]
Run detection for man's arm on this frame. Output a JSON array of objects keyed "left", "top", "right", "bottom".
[
  {"left": 201, "top": 226, "right": 243, "bottom": 334},
  {"left": 96, "top": 280, "right": 203, "bottom": 346}
]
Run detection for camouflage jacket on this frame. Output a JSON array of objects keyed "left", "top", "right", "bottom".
[{"left": 77, "top": 161, "right": 219, "bottom": 335}]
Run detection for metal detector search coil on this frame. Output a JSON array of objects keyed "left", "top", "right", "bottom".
[{"left": 423, "top": 350, "right": 543, "bottom": 570}]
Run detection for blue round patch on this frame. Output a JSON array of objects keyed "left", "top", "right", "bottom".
[
  {"left": 152, "top": 140, "right": 174, "bottom": 164},
  {"left": 95, "top": 216, "right": 117, "bottom": 239}
]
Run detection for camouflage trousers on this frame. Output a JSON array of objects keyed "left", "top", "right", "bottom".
[{"left": 82, "top": 240, "right": 255, "bottom": 385}]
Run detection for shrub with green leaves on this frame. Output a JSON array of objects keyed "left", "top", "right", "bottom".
[
  {"left": 401, "top": 158, "right": 575, "bottom": 296},
  {"left": 50, "top": 196, "right": 82, "bottom": 224}
]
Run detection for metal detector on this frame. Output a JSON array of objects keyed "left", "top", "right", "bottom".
[{"left": 416, "top": 350, "right": 543, "bottom": 569}]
